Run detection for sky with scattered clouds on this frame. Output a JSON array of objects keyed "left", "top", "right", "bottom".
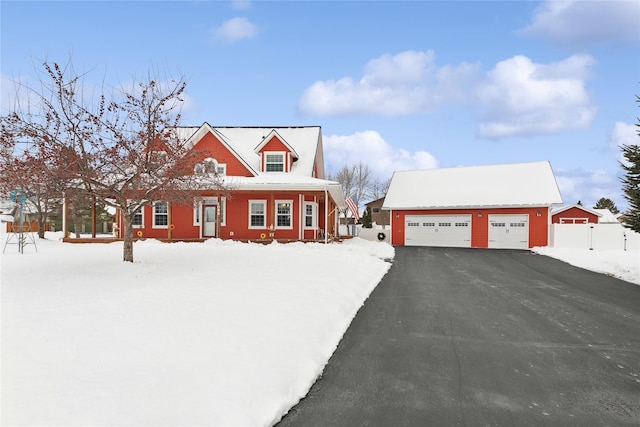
[{"left": 1, "top": 0, "right": 638, "bottom": 210}]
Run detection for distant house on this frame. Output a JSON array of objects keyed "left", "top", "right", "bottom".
[
  {"left": 364, "top": 197, "right": 389, "bottom": 226},
  {"left": 382, "top": 161, "right": 564, "bottom": 249},
  {"left": 108, "top": 124, "right": 345, "bottom": 242}
]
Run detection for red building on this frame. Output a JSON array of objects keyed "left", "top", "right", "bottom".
[
  {"left": 112, "top": 124, "right": 345, "bottom": 242},
  {"left": 382, "top": 162, "right": 564, "bottom": 249},
  {"left": 551, "top": 204, "right": 600, "bottom": 224}
]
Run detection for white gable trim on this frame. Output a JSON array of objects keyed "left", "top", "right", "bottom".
[
  {"left": 551, "top": 204, "right": 602, "bottom": 217},
  {"left": 253, "top": 129, "right": 300, "bottom": 159},
  {"left": 182, "top": 122, "right": 259, "bottom": 176}
]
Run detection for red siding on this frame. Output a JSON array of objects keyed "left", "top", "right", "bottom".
[
  {"left": 552, "top": 207, "right": 598, "bottom": 224},
  {"left": 258, "top": 136, "right": 294, "bottom": 172},
  {"left": 191, "top": 131, "right": 254, "bottom": 177},
  {"left": 390, "top": 207, "right": 550, "bottom": 248},
  {"left": 121, "top": 190, "right": 337, "bottom": 241}
]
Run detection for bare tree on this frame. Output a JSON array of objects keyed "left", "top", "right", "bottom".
[
  {"left": 0, "top": 118, "right": 63, "bottom": 239},
  {"left": 369, "top": 176, "right": 391, "bottom": 201},
  {"left": 2, "top": 59, "right": 227, "bottom": 262}
]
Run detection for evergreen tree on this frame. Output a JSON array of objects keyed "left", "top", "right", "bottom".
[
  {"left": 619, "top": 143, "right": 640, "bottom": 232},
  {"left": 593, "top": 197, "right": 619, "bottom": 214},
  {"left": 361, "top": 206, "right": 373, "bottom": 229}
]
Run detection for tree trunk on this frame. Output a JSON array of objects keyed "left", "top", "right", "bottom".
[
  {"left": 122, "top": 213, "right": 134, "bottom": 262},
  {"left": 37, "top": 218, "right": 46, "bottom": 239}
]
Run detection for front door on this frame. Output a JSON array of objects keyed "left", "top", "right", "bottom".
[{"left": 203, "top": 205, "right": 217, "bottom": 237}]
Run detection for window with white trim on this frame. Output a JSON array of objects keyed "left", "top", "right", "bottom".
[
  {"left": 132, "top": 206, "right": 144, "bottom": 228},
  {"left": 265, "top": 153, "right": 285, "bottom": 172},
  {"left": 153, "top": 202, "right": 168, "bottom": 228},
  {"left": 304, "top": 202, "right": 317, "bottom": 229},
  {"left": 275, "top": 200, "right": 293, "bottom": 229},
  {"left": 249, "top": 200, "right": 266, "bottom": 229}
]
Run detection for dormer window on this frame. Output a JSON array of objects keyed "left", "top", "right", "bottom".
[{"left": 265, "top": 153, "right": 285, "bottom": 172}]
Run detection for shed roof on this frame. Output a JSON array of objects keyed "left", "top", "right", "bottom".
[{"left": 382, "top": 161, "right": 563, "bottom": 209}]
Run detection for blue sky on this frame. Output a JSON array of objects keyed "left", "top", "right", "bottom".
[{"left": 2, "top": 0, "right": 639, "bottom": 210}]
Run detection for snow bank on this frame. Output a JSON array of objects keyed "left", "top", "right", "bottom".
[
  {"left": 533, "top": 246, "right": 640, "bottom": 285},
  {"left": 1, "top": 234, "right": 393, "bottom": 426}
]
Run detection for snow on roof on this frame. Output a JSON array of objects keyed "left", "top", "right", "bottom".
[
  {"left": 593, "top": 209, "right": 619, "bottom": 223},
  {"left": 225, "top": 174, "right": 345, "bottom": 208},
  {"left": 551, "top": 204, "right": 601, "bottom": 217},
  {"left": 176, "top": 124, "right": 322, "bottom": 178},
  {"left": 382, "top": 161, "right": 563, "bottom": 209}
]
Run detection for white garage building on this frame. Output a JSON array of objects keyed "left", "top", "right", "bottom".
[{"left": 382, "top": 161, "right": 564, "bottom": 249}]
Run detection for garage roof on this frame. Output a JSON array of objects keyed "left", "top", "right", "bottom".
[{"left": 382, "top": 161, "right": 563, "bottom": 209}]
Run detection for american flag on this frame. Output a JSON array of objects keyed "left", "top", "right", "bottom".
[{"left": 345, "top": 197, "right": 360, "bottom": 222}]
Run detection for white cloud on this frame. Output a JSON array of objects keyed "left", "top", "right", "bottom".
[
  {"left": 518, "top": 0, "right": 640, "bottom": 46},
  {"left": 210, "top": 17, "right": 257, "bottom": 45},
  {"left": 554, "top": 167, "right": 624, "bottom": 210},
  {"left": 300, "top": 50, "right": 597, "bottom": 139},
  {"left": 608, "top": 121, "right": 638, "bottom": 150},
  {"left": 474, "top": 54, "right": 596, "bottom": 138},
  {"left": 323, "top": 130, "right": 438, "bottom": 179},
  {"left": 298, "top": 51, "right": 479, "bottom": 116},
  {"left": 230, "top": 0, "right": 252, "bottom": 10}
]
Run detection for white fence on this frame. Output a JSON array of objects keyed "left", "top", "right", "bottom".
[{"left": 549, "top": 223, "right": 640, "bottom": 251}]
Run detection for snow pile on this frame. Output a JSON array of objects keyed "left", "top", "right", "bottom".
[
  {"left": 533, "top": 246, "right": 640, "bottom": 285},
  {"left": 1, "top": 234, "right": 393, "bottom": 426}
]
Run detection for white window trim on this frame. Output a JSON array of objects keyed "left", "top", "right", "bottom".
[
  {"left": 220, "top": 197, "right": 226, "bottom": 226},
  {"left": 216, "top": 164, "right": 227, "bottom": 176},
  {"left": 275, "top": 199, "right": 293, "bottom": 230},
  {"left": 132, "top": 206, "right": 144, "bottom": 228},
  {"left": 249, "top": 200, "right": 267, "bottom": 229},
  {"left": 264, "top": 152, "right": 286, "bottom": 172},
  {"left": 303, "top": 201, "right": 317, "bottom": 230},
  {"left": 152, "top": 201, "right": 169, "bottom": 229},
  {"left": 193, "top": 199, "right": 201, "bottom": 225}
]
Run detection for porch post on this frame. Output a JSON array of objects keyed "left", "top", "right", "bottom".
[
  {"left": 91, "top": 195, "right": 97, "bottom": 238},
  {"left": 324, "top": 187, "right": 328, "bottom": 244},
  {"left": 167, "top": 202, "right": 172, "bottom": 240},
  {"left": 62, "top": 192, "right": 68, "bottom": 237}
]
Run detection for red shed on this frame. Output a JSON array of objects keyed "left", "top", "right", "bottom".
[{"left": 551, "top": 204, "right": 601, "bottom": 224}]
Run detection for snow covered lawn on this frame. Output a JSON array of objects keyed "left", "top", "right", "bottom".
[
  {"left": 1, "top": 234, "right": 393, "bottom": 426},
  {"left": 2, "top": 234, "right": 637, "bottom": 427},
  {"left": 532, "top": 246, "right": 640, "bottom": 285}
]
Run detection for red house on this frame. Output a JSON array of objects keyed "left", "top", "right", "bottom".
[
  {"left": 382, "top": 161, "right": 564, "bottom": 249},
  {"left": 113, "top": 124, "right": 345, "bottom": 242}
]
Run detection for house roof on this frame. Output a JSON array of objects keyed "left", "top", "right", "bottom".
[
  {"left": 229, "top": 175, "right": 345, "bottom": 208},
  {"left": 593, "top": 209, "right": 619, "bottom": 223},
  {"left": 176, "top": 124, "right": 322, "bottom": 178},
  {"left": 365, "top": 197, "right": 385, "bottom": 206},
  {"left": 382, "top": 161, "right": 563, "bottom": 209}
]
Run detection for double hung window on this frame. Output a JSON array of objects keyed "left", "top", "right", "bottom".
[
  {"left": 276, "top": 200, "right": 292, "bottom": 229},
  {"left": 153, "top": 202, "right": 168, "bottom": 228},
  {"left": 249, "top": 200, "right": 266, "bottom": 228},
  {"left": 265, "top": 153, "right": 285, "bottom": 172}
]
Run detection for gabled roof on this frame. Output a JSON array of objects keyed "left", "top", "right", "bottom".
[
  {"left": 551, "top": 204, "right": 601, "bottom": 217},
  {"left": 383, "top": 161, "right": 563, "bottom": 209},
  {"left": 593, "top": 209, "right": 619, "bottom": 223},
  {"left": 176, "top": 124, "right": 321, "bottom": 177},
  {"left": 253, "top": 129, "right": 300, "bottom": 159}
]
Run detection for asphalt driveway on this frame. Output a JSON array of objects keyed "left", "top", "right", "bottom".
[{"left": 277, "top": 246, "right": 640, "bottom": 426}]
